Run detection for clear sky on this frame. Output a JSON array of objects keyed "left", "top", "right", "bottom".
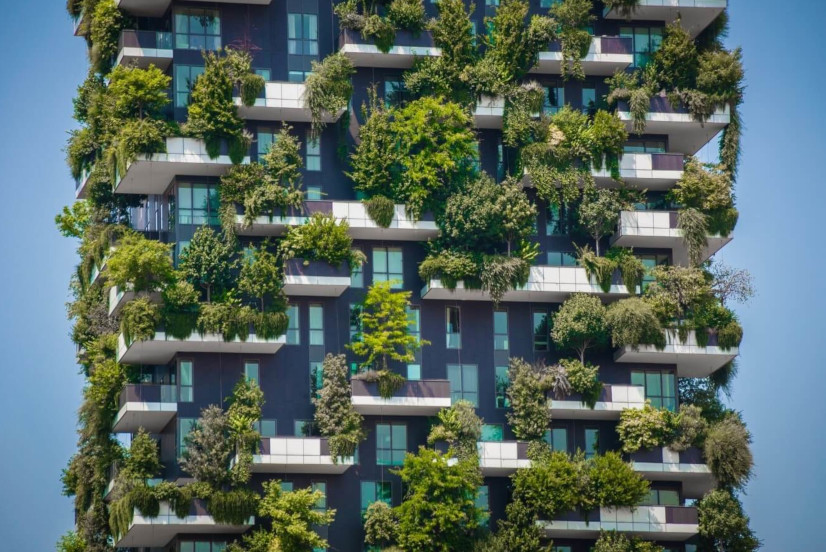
[{"left": 0, "top": 1, "right": 822, "bottom": 550}]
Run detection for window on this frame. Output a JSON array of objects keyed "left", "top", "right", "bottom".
[
  {"left": 306, "top": 131, "right": 321, "bottom": 171},
  {"left": 533, "top": 311, "right": 549, "bottom": 351},
  {"left": 175, "top": 8, "right": 221, "bottom": 50},
  {"left": 469, "top": 141, "right": 481, "bottom": 174},
  {"left": 178, "top": 417, "right": 197, "bottom": 456},
  {"left": 280, "top": 481, "right": 294, "bottom": 492},
  {"left": 373, "top": 247, "right": 403, "bottom": 287},
  {"left": 312, "top": 482, "right": 327, "bottom": 511},
  {"left": 585, "top": 428, "right": 599, "bottom": 459},
  {"left": 407, "top": 364, "right": 421, "bottom": 380},
  {"left": 496, "top": 141, "right": 505, "bottom": 181},
  {"left": 360, "top": 481, "right": 392, "bottom": 514},
  {"left": 481, "top": 424, "right": 503, "bottom": 442},
  {"left": 640, "top": 254, "right": 670, "bottom": 289},
  {"left": 543, "top": 85, "right": 565, "bottom": 115},
  {"left": 407, "top": 306, "right": 421, "bottom": 378},
  {"left": 351, "top": 249, "right": 364, "bottom": 287},
  {"left": 495, "top": 366, "right": 510, "bottom": 408},
  {"left": 540, "top": 0, "right": 562, "bottom": 7},
  {"left": 174, "top": 65, "right": 204, "bottom": 107},
  {"left": 180, "top": 541, "right": 227, "bottom": 552},
  {"left": 376, "top": 423, "right": 407, "bottom": 466},
  {"left": 476, "top": 485, "right": 490, "bottom": 525},
  {"left": 546, "top": 204, "right": 564, "bottom": 236},
  {"left": 493, "top": 309, "right": 509, "bottom": 351},
  {"left": 309, "top": 304, "right": 324, "bottom": 346},
  {"left": 306, "top": 186, "right": 322, "bottom": 200},
  {"left": 620, "top": 26, "right": 663, "bottom": 67},
  {"left": 642, "top": 489, "right": 680, "bottom": 506},
  {"left": 547, "top": 251, "right": 577, "bottom": 266},
  {"left": 582, "top": 87, "right": 596, "bottom": 115},
  {"left": 244, "top": 361, "right": 259, "bottom": 385},
  {"left": 286, "top": 305, "right": 300, "bottom": 345},
  {"left": 552, "top": 547, "right": 572, "bottom": 552},
  {"left": 294, "top": 420, "right": 312, "bottom": 436},
  {"left": 349, "top": 303, "right": 363, "bottom": 344},
  {"left": 632, "top": 371, "right": 677, "bottom": 411},
  {"left": 624, "top": 139, "right": 666, "bottom": 153},
  {"left": 446, "top": 306, "right": 461, "bottom": 349},
  {"left": 447, "top": 364, "right": 478, "bottom": 406},
  {"left": 177, "top": 183, "right": 219, "bottom": 226},
  {"left": 384, "top": 79, "right": 407, "bottom": 107},
  {"left": 544, "top": 428, "right": 568, "bottom": 453},
  {"left": 310, "top": 361, "right": 323, "bottom": 398},
  {"left": 257, "top": 126, "right": 280, "bottom": 156},
  {"left": 287, "top": 12, "right": 318, "bottom": 81},
  {"left": 254, "top": 419, "right": 277, "bottom": 438},
  {"left": 179, "top": 360, "right": 193, "bottom": 402}
]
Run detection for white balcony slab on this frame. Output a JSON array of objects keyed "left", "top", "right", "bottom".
[
  {"left": 614, "top": 330, "right": 738, "bottom": 378},
  {"left": 611, "top": 210, "right": 731, "bottom": 265},
  {"left": 604, "top": 0, "right": 727, "bottom": 38},
  {"left": 619, "top": 106, "right": 730, "bottom": 155},
  {"left": 116, "top": 46, "right": 173, "bottom": 70},
  {"left": 540, "top": 506, "right": 698, "bottom": 541},
  {"left": 251, "top": 437, "right": 355, "bottom": 474},
  {"left": 115, "top": 138, "right": 249, "bottom": 195},
  {"left": 532, "top": 37, "right": 633, "bottom": 76},
  {"left": 550, "top": 384, "right": 645, "bottom": 420},
  {"left": 117, "top": 332, "right": 286, "bottom": 365},
  {"left": 350, "top": 379, "right": 452, "bottom": 416},
  {"left": 422, "top": 266, "right": 634, "bottom": 302},
  {"left": 236, "top": 82, "right": 344, "bottom": 123},
  {"left": 116, "top": 0, "right": 271, "bottom": 17},
  {"left": 592, "top": 153, "right": 685, "bottom": 189},
  {"left": 478, "top": 441, "right": 532, "bottom": 476},
  {"left": 632, "top": 447, "right": 715, "bottom": 498},
  {"left": 474, "top": 96, "right": 505, "bottom": 129},
  {"left": 339, "top": 41, "right": 440, "bottom": 68},
  {"left": 283, "top": 275, "right": 351, "bottom": 297},
  {"left": 108, "top": 285, "right": 162, "bottom": 316},
  {"left": 114, "top": 501, "right": 252, "bottom": 548},
  {"left": 113, "top": 402, "right": 177, "bottom": 434}
]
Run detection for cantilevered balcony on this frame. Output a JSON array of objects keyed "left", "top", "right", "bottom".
[
  {"left": 117, "top": 331, "right": 285, "bottom": 365},
  {"left": 478, "top": 441, "right": 532, "bottom": 476},
  {"left": 474, "top": 96, "right": 505, "bottom": 129},
  {"left": 283, "top": 258, "right": 351, "bottom": 297},
  {"left": 112, "top": 384, "right": 177, "bottom": 433},
  {"left": 611, "top": 210, "right": 732, "bottom": 265},
  {"left": 618, "top": 97, "right": 730, "bottom": 155},
  {"left": 115, "top": 30, "right": 173, "bottom": 70},
  {"left": 108, "top": 285, "right": 162, "bottom": 316},
  {"left": 234, "top": 200, "right": 438, "bottom": 241},
  {"left": 114, "top": 499, "right": 252, "bottom": 548},
  {"left": 250, "top": 437, "right": 355, "bottom": 474},
  {"left": 339, "top": 29, "right": 440, "bottom": 68},
  {"left": 614, "top": 330, "right": 738, "bottom": 378},
  {"left": 522, "top": 153, "right": 684, "bottom": 190},
  {"left": 116, "top": 0, "right": 271, "bottom": 17},
  {"left": 114, "top": 138, "right": 249, "bottom": 195},
  {"left": 532, "top": 36, "right": 633, "bottom": 76},
  {"left": 351, "top": 379, "right": 452, "bottom": 416},
  {"left": 604, "top": 0, "right": 727, "bottom": 38},
  {"left": 550, "top": 384, "right": 645, "bottom": 420},
  {"left": 540, "top": 506, "right": 699, "bottom": 541},
  {"left": 631, "top": 447, "right": 714, "bottom": 498},
  {"left": 421, "top": 266, "right": 635, "bottom": 302},
  {"left": 236, "top": 82, "right": 344, "bottom": 123}
]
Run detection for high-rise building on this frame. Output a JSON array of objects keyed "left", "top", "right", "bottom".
[{"left": 61, "top": 1, "right": 755, "bottom": 551}]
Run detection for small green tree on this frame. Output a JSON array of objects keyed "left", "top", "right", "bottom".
[
  {"left": 178, "top": 226, "right": 237, "bottom": 303},
  {"left": 511, "top": 450, "right": 583, "bottom": 519},
  {"left": 238, "top": 241, "right": 283, "bottom": 311},
  {"left": 704, "top": 414, "right": 753, "bottom": 490},
  {"left": 107, "top": 65, "right": 172, "bottom": 120},
  {"left": 427, "top": 400, "right": 482, "bottom": 461},
  {"left": 55, "top": 531, "right": 86, "bottom": 552},
  {"left": 256, "top": 480, "right": 337, "bottom": 552},
  {"left": 180, "top": 405, "right": 232, "bottom": 489},
  {"left": 506, "top": 358, "right": 551, "bottom": 441},
  {"left": 593, "top": 530, "right": 664, "bottom": 552},
  {"left": 605, "top": 297, "right": 666, "bottom": 350},
  {"left": 364, "top": 501, "right": 399, "bottom": 549},
  {"left": 55, "top": 201, "right": 92, "bottom": 239},
  {"left": 577, "top": 188, "right": 634, "bottom": 255},
  {"left": 305, "top": 52, "right": 355, "bottom": 135},
  {"left": 349, "top": 87, "right": 398, "bottom": 201},
  {"left": 616, "top": 404, "right": 678, "bottom": 454},
  {"left": 124, "top": 429, "right": 162, "bottom": 480},
  {"left": 551, "top": 294, "right": 609, "bottom": 363},
  {"left": 312, "top": 354, "right": 366, "bottom": 459},
  {"left": 551, "top": 0, "right": 596, "bottom": 81},
  {"left": 393, "top": 448, "right": 482, "bottom": 552},
  {"left": 226, "top": 378, "right": 264, "bottom": 486},
  {"left": 106, "top": 232, "right": 174, "bottom": 292},
  {"left": 348, "top": 280, "right": 429, "bottom": 371},
  {"left": 279, "top": 213, "right": 364, "bottom": 270},
  {"left": 670, "top": 404, "right": 708, "bottom": 452},
  {"left": 586, "top": 452, "right": 650, "bottom": 509},
  {"left": 697, "top": 489, "right": 760, "bottom": 552}
]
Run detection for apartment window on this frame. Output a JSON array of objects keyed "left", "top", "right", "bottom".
[
  {"left": 306, "top": 131, "right": 321, "bottom": 171},
  {"left": 544, "top": 428, "right": 568, "bottom": 453},
  {"left": 543, "top": 85, "right": 565, "bottom": 115},
  {"left": 177, "top": 183, "right": 219, "bottom": 226},
  {"left": 640, "top": 254, "right": 670, "bottom": 289},
  {"left": 373, "top": 247, "right": 403, "bottom": 287},
  {"left": 620, "top": 26, "right": 663, "bottom": 67},
  {"left": 582, "top": 87, "right": 596, "bottom": 115},
  {"left": 632, "top": 371, "right": 677, "bottom": 411},
  {"left": 179, "top": 360, "right": 193, "bottom": 402},
  {"left": 257, "top": 126, "right": 280, "bottom": 157},
  {"left": 385, "top": 79, "right": 407, "bottom": 108},
  {"left": 407, "top": 365, "right": 421, "bottom": 380},
  {"left": 376, "top": 423, "right": 407, "bottom": 466},
  {"left": 493, "top": 309, "right": 509, "bottom": 351},
  {"left": 624, "top": 139, "right": 667, "bottom": 153},
  {"left": 407, "top": 306, "right": 421, "bottom": 379},
  {"left": 496, "top": 141, "right": 505, "bottom": 181},
  {"left": 244, "top": 361, "right": 259, "bottom": 385},
  {"left": 447, "top": 364, "right": 478, "bottom": 406},
  {"left": 294, "top": 419, "right": 312, "bottom": 436},
  {"left": 585, "top": 428, "right": 599, "bottom": 459},
  {"left": 481, "top": 424, "right": 503, "bottom": 442},
  {"left": 546, "top": 204, "right": 564, "bottom": 236},
  {"left": 351, "top": 249, "right": 364, "bottom": 287},
  {"left": 174, "top": 64, "right": 204, "bottom": 107},
  {"left": 178, "top": 417, "right": 197, "bottom": 456},
  {"left": 309, "top": 304, "right": 324, "bottom": 345},
  {"left": 469, "top": 141, "right": 481, "bottom": 174},
  {"left": 180, "top": 541, "right": 227, "bottom": 552},
  {"left": 533, "top": 310, "right": 549, "bottom": 351},
  {"left": 547, "top": 251, "right": 577, "bottom": 266},
  {"left": 642, "top": 489, "right": 680, "bottom": 506},
  {"left": 349, "top": 303, "right": 363, "bottom": 344},
  {"left": 495, "top": 366, "right": 510, "bottom": 409},
  {"left": 306, "top": 186, "right": 322, "bottom": 200},
  {"left": 288, "top": 12, "right": 318, "bottom": 81},
  {"left": 360, "top": 481, "right": 392, "bottom": 514},
  {"left": 446, "top": 306, "right": 461, "bottom": 349},
  {"left": 286, "top": 305, "right": 300, "bottom": 345},
  {"left": 476, "top": 485, "right": 490, "bottom": 525},
  {"left": 312, "top": 482, "right": 327, "bottom": 511},
  {"left": 175, "top": 8, "right": 221, "bottom": 51},
  {"left": 254, "top": 419, "right": 277, "bottom": 438},
  {"left": 540, "top": 0, "right": 562, "bottom": 7},
  {"left": 552, "top": 547, "right": 572, "bottom": 552},
  {"left": 310, "top": 361, "right": 323, "bottom": 398}
]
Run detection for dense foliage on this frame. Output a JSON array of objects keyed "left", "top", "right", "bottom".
[{"left": 312, "top": 354, "right": 366, "bottom": 459}]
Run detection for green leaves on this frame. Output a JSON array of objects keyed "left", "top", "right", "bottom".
[
  {"left": 256, "top": 480, "right": 336, "bottom": 552},
  {"left": 551, "top": 293, "right": 609, "bottom": 363},
  {"left": 312, "top": 354, "right": 366, "bottom": 460},
  {"left": 305, "top": 52, "right": 355, "bottom": 135},
  {"left": 704, "top": 414, "right": 753, "bottom": 490},
  {"left": 108, "top": 64, "right": 171, "bottom": 120},
  {"left": 697, "top": 489, "right": 760, "bottom": 551},
  {"left": 506, "top": 358, "right": 552, "bottom": 441},
  {"left": 427, "top": 400, "right": 482, "bottom": 461},
  {"left": 105, "top": 232, "right": 174, "bottom": 292},
  {"left": 616, "top": 403, "right": 678, "bottom": 454},
  {"left": 178, "top": 226, "right": 237, "bottom": 303},
  {"left": 279, "top": 213, "right": 363, "bottom": 270}
]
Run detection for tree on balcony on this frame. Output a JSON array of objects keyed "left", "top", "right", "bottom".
[
  {"left": 697, "top": 489, "right": 760, "bottom": 552},
  {"left": 506, "top": 358, "right": 552, "bottom": 441},
  {"left": 105, "top": 232, "right": 174, "bottom": 293},
  {"left": 312, "top": 354, "right": 366, "bottom": 460},
  {"left": 551, "top": 293, "right": 608, "bottom": 364},
  {"left": 179, "top": 226, "right": 237, "bottom": 303},
  {"left": 593, "top": 530, "right": 664, "bottom": 552}
]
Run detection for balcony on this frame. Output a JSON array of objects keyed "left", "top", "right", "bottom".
[
  {"left": 474, "top": 96, "right": 505, "bottom": 129},
  {"left": 611, "top": 210, "right": 732, "bottom": 265},
  {"left": 593, "top": 153, "right": 684, "bottom": 189},
  {"left": 114, "top": 499, "right": 252, "bottom": 548},
  {"left": 108, "top": 285, "right": 162, "bottom": 316},
  {"left": 283, "top": 258, "right": 351, "bottom": 297},
  {"left": 478, "top": 441, "right": 532, "bottom": 476},
  {"left": 351, "top": 379, "right": 451, "bottom": 416},
  {"left": 75, "top": 167, "right": 92, "bottom": 199},
  {"left": 250, "top": 437, "right": 355, "bottom": 474},
  {"left": 618, "top": 97, "right": 730, "bottom": 155},
  {"left": 72, "top": 10, "right": 88, "bottom": 36},
  {"left": 236, "top": 82, "right": 344, "bottom": 123},
  {"left": 117, "top": 331, "right": 285, "bottom": 365},
  {"left": 235, "top": 200, "right": 439, "bottom": 241},
  {"left": 114, "top": 138, "right": 249, "bottom": 195},
  {"left": 113, "top": 384, "right": 177, "bottom": 433},
  {"left": 421, "top": 266, "right": 635, "bottom": 302},
  {"left": 604, "top": 0, "right": 727, "bottom": 38},
  {"left": 532, "top": 36, "right": 633, "bottom": 76},
  {"left": 540, "top": 505, "right": 699, "bottom": 541},
  {"left": 614, "top": 330, "right": 738, "bottom": 378},
  {"left": 631, "top": 447, "right": 714, "bottom": 498},
  {"left": 339, "top": 29, "right": 440, "bottom": 68},
  {"left": 116, "top": 30, "right": 173, "bottom": 70},
  {"left": 116, "top": 0, "right": 272, "bottom": 17},
  {"left": 550, "top": 384, "right": 645, "bottom": 420}
]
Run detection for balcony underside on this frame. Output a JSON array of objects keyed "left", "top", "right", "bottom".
[
  {"left": 115, "top": 154, "right": 246, "bottom": 195},
  {"left": 531, "top": 50, "right": 632, "bottom": 76},
  {"left": 339, "top": 44, "right": 441, "bottom": 68},
  {"left": 611, "top": 229, "right": 731, "bottom": 266},
  {"left": 116, "top": 0, "right": 271, "bottom": 17},
  {"left": 603, "top": 1, "right": 727, "bottom": 38},
  {"left": 250, "top": 454, "right": 354, "bottom": 474},
  {"left": 282, "top": 275, "right": 351, "bottom": 297},
  {"left": 116, "top": 48, "right": 173, "bottom": 70},
  {"left": 116, "top": 511, "right": 251, "bottom": 548},
  {"left": 112, "top": 402, "right": 177, "bottom": 433},
  {"left": 351, "top": 396, "right": 452, "bottom": 416},
  {"left": 234, "top": 213, "right": 439, "bottom": 241},
  {"left": 614, "top": 344, "right": 737, "bottom": 378},
  {"left": 550, "top": 399, "right": 641, "bottom": 420},
  {"left": 620, "top": 111, "right": 730, "bottom": 155},
  {"left": 539, "top": 521, "right": 698, "bottom": 541},
  {"left": 633, "top": 463, "right": 715, "bottom": 498},
  {"left": 118, "top": 332, "right": 285, "bottom": 365}
]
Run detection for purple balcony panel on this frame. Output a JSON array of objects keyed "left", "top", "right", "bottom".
[
  {"left": 119, "top": 29, "right": 170, "bottom": 50},
  {"left": 189, "top": 498, "right": 210, "bottom": 517},
  {"left": 304, "top": 200, "right": 334, "bottom": 215},
  {"left": 666, "top": 506, "right": 699, "bottom": 525},
  {"left": 339, "top": 28, "right": 434, "bottom": 49},
  {"left": 119, "top": 383, "right": 165, "bottom": 407},
  {"left": 259, "top": 438, "right": 270, "bottom": 455},
  {"left": 651, "top": 153, "right": 685, "bottom": 172},
  {"left": 516, "top": 441, "right": 530, "bottom": 460},
  {"left": 284, "top": 258, "right": 351, "bottom": 278},
  {"left": 668, "top": 210, "right": 679, "bottom": 229},
  {"left": 352, "top": 379, "right": 450, "bottom": 400},
  {"left": 601, "top": 36, "right": 633, "bottom": 55},
  {"left": 630, "top": 447, "right": 665, "bottom": 463},
  {"left": 320, "top": 438, "right": 331, "bottom": 456},
  {"left": 618, "top": 95, "right": 688, "bottom": 115},
  {"left": 679, "top": 447, "right": 705, "bottom": 465}
]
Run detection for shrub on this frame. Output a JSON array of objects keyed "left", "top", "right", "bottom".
[
  {"left": 560, "top": 358, "right": 602, "bottom": 409},
  {"left": 280, "top": 213, "right": 364, "bottom": 270},
  {"left": 178, "top": 226, "right": 237, "bottom": 303},
  {"left": 305, "top": 53, "right": 355, "bottom": 135},
  {"left": 511, "top": 450, "right": 583, "bottom": 519},
  {"left": 704, "top": 414, "right": 753, "bottom": 489},
  {"left": 105, "top": 232, "right": 174, "bottom": 292},
  {"left": 670, "top": 404, "right": 708, "bottom": 452},
  {"left": 551, "top": 293, "right": 609, "bottom": 363},
  {"left": 697, "top": 489, "right": 760, "bottom": 551},
  {"left": 427, "top": 400, "right": 482, "bottom": 461},
  {"left": 364, "top": 501, "right": 399, "bottom": 548},
  {"left": 388, "top": 0, "right": 425, "bottom": 32},
  {"left": 586, "top": 451, "right": 650, "bottom": 509},
  {"left": 120, "top": 297, "right": 160, "bottom": 344},
  {"left": 89, "top": 0, "right": 124, "bottom": 73},
  {"left": 110, "top": 118, "right": 169, "bottom": 177},
  {"left": 593, "top": 530, "right": 664, "bottom": 552},
  {"left": 208, "top": 488, "right": 259, "bottom": 525},
  {"left": 606, "top": 247, "right": 645, "bottom": 295},
  {"left": 197, "top": 300, "right": 256, "bottom": 342},
  {"left": 506, "top": 358, "right": 551, "bottom": 441},
  {"left": 577, "top": 244, "right": 617, "bottom": 293},
  {"left": 256, "top": 480, "right": 336, "bottom": 551},
  {"left": 616, "top": 404, "right": 678, "bottom": 454},
  {"left": 418, "top": 249, "right": 478, "bottom": 289},
  {"left": 606, "top": 297, "right": 666, "bottom": 350},
  {"left": 180, "top": 405, "right": 233, "bottom": 489},
  {"left": 353, "top": 369, "right": 406, "bottom": 399},
  {"left": 480, "top": 254, "right": 532, "bottom": 306},
  {"left": 364, "top": 195, "right": 395, "bottom": 228},
  {"left": 313, "top": 354, "right": 366, "bottom": 460},
  {"left": 551, "top": 0, "right": 596, "bottom": 81},
  {"left": 363, "top": 14, "right": 396, "bottom": 53}
]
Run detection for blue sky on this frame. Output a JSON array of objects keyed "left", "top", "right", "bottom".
[{"left": 0, "top": 0, "right": 822, "bottom": 549}]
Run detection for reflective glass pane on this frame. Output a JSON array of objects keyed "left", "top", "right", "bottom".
[
  {"left": 407, "top": 364, "right": 421, "bottom": 380},
  {"left": 646, "top": 372, "right": 662, "bottom": 396}
]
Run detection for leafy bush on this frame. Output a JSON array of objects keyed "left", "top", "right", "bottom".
[
  {"left": 670, "top": 404, "right": 708, "bottom": 452},
  {"left": 305, "top": 53, "right": 355, "bottom": 135},
  {"left": 178, "top": 226, "right": 237, "bottom": 303},
  {"left": 668, "top": 158, "right": 737, "bottom": 237},
  {"left": 313, "top": 354, "right": 366, "bottom": 460},
  {"left": 120, "top": 297, "right": 160, "bottom": 344},
  {"left": 511, "top": 450, "right": 582, "bottom": 519},
  {"left": 280, "top": 213, "right": 364, "bottom": 270},
  {"left": 388, "top": 0, "right": 425, "bottom": 33},
  {"left": 180, "top": 405, "right": 233, "bottom": 489},
  {"left": 238, "top": 241, "right": 284, "bottom": 311},
  {"left": 427, "top": 400, "right": 482, "bottom": 461},
  {"left": 354, "top": 369, "right": 407, "bottom": 399},
  {"left": 363, "top": 14, "right": 396, "bottom": 53},
  {"left": 560, "top": 358, "right": 602, "bottom": 409},
  {"left": 89, "top": 0, "right": 124, "bottom": 73},
  {"left": 616, "top": 404, "right": 678, "bottom": 454},
  {"left": 593, "top": 530, "right": 663, "bottom": 552},
  {"left": 110, "top": 118, "right": 168, "bottom": 178},
  {"left": 506, "top": 358, "right": 551, "bottom": 441},
  {"left": 551, "top": 0, "right": 595, "bottom": 81},
  {"left": 105, "top": 232, "right": 173, "bottom": 292},
  {"left": 364, "top": 195, "right": 395, "bottom": 228},
  {"left": 586, "top": 451, "right": 650, "bottom": 509},
  {"left": 577, "top": 244, "right": 617, "bottom": 293},
  {"left": 255, "top": 480, "right": 336, "bottom": 551},
  {"left": 551, "top": 293, "right": 609, "bottom": 363},
  {"left": 479, "top": 254, "right": 532, "bottom": 306},
  {"left": 704, "top": 414, "right": 753, "bottom": 489},
  {"left": 605, "top": 247, "right": 645, "bottom": 295},
  {"left": 107, "top": 65, "right": 171, "bottom": 120},
  {"left": 603, "top": 0, "right": 641, "bottom": 19},
  {"left": 197, "top": 299, "right": 255, "bottom": 342},
  {"left": 697, "top": 489, "right": 760, "bottom": 551},
  {"left": 208, "top": 488, "right": 259, "bottom": 525},
  {"left": 364, "top": 501, "right": 399, "bottom": 548},
  {"left": 418, "top": 249, "right": 478, "bottom": 289},
  {"left": 605, "top": 298, "right": 665, "bottom": 350}
]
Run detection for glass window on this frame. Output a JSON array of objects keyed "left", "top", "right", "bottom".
[
  {"left": 481, "top": 424, "right": 503, "bottom": 442},
  {"left": 582, "top": 87, "right": 596, "bottom": 115},
  {"left": 280, "top": 481, "right": 294, "bottom": 492},
  {"left": 294, "top": 420, "right": 312, "bottom": 436},
  {"left": 631, "top": 371, "right": 677, "bottom": 411},
  {"left": 639, "top": 254, "right": 670, "bottom": 289},
  {"left": 179, "top": 360, "right": 193, "bottom": 402},
  {"left": 544, "top": 428, "right": 568, "bottom": 453},
  {"left": 495, "top": 366, "right": 510, "bottom": 409},
  {"left": 306, "top": 186, "right": 322, "bottom": 200},
  {"left": 309, "top": 304, "right": 324, "bottom": 346},
  {"left": 493, "top": 309, "right": 509, "bottom": 351},
  {"left": 553, "top": 547, "right": 572, "bottom": 552},
  {"left": 384, "top": 79, "right": 407, "bottom": 108},
  {"left": 476, "top": 485, "right": 490, "bottom": 525},
  {"left": 287, "top": 12, "right": 318, "bottom": 82},
  {"left": 244, "top": 361, "right": 259, "bottom": 385},
  {"left": 496, "top": 141, "right": 505, "bottom": 181},
  {"left": 585, "top": 428, "right": 599, "bottom": 459},
  {"left": 312, "top": 482, "right": 327, "bottom": 511},
  {"left": 310, "top": 361, "right": 323, "bottom": 398},
  {"left": 175, "top": 9, "right": 221, "bottom": 51},
  {"left": 541, "top": 0, "right": 562, "bottom": 7},
  {"left": 306, "top": 131, "right": 320, "bottom": 171},
  {"left": 533, "top": 311, "right": 549, "bottom": 351},
  {"left": 407, "top": 364, "right": 421, "bottom": 380},
  {"left": 286, "top": 305, "right": 300, "bottom": 345},
  {"left": 178, "top": 417, "right": 196, "bottom": 456},
  {"left": 620, "top": 26, "right": 663, "bottom": 67},
  {"left": 174, "top": 64, "right": 204, "bottom": 107},
  {"left": 547, "top": 251, "right": 577, "bottom": 266},
  {"left": 373, "top": 247, "right": 403, "bottom": 287},
  {"left": 643, "top": 489, "right": 680, "bottom": 506},
  {"left": 446, "top": 306, "right": 461, "bottom": 349},
  {"left": 351, "top": 249, "right": 364, "bottom": 288},
  {"left": 255, "top": 419, "right": 276, "bottom": 438},
  {"left": 376, "top": 423, "right": 407, "bottom": 466},
  {"left": 624, "top": 139, "right": 667, "bottom": 153},
  {"left": 349, "top": 303, "right": 363, "bottom": 344},
  {"left": 258, "top": 126, "right": 279, "bottom": 157},
  {"left": 177, "top": 183, "right": 219, "bottom": 226},
  {"left": 360, "top": 481, "right": 392, "bottom": 514},
  {"left": 543, "top": 86, "right": 565, "bottom": 115},
  {"left": 447, "top": 364, "right": 478, "bottom": 406},
  {"left": 546, "top": 204, "right": 564, "bottom": 236}
]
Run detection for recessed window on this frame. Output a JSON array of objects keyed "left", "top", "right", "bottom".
[
  {"left": 582, "top": 87, "right": 596, "bottom": 114},
  {"left": 179, "top": 541, "right": 227, "bottom": 552},
  {"left": 533, "top": 310, "right": 549, "bottom": 351},
  {"left": 585, "top": 428, "right": 600, "bottom": 459},
  {"left": 294, "top": 419, "right": 312, "bottom": 436},
  {"left": 254, "top": 419, "right": 277, "bottom": 438},
  {"left": 351, "top": 249, "right": 364, "bottom": 287},
  {"left": 174, "top": 65, "right": 204, "bottom": 107},
  {"left": 286, "top": 305, "right": 300, "bottom": 345},
  {"left": 446, "top": 306, "right": 461, "bottom": 349},
  {"left": 545, "top": 427, "right": 568, "bottom": 453},
  {"left": 642, "top": 488, "right": 680, "bottom": 506},
  {"left": 495, "top": 366, "right": 510, "bottom": 409},
  {"left": 349, "top": 303, "right": 363, "bottom": 344},
  {"left": 177, "top": 183, "right": 219, "bottom": 226},
  {"left": 179, "top": 360, "right": 193, "bottom": 402},
  {"left": 312, "top": 482, "right": 327, "bottom": 511},
  {"left": 175, "top": 8, "right": 221, "bottom": 51},
  {"left": 244, "top": 361, "right": 259, "bottom": 385},
  {"left": 384, "top": 79, "right": 407, "bottom": 107},
  {"left": 481, "top": 424, "right": 503, "bottom": 442},
  {"left": 309, "top": 304, "right": 324, "bottom": 345},
  {"left": 373, "top": 247, "right": 403, "bottom": 287},
  {"left": 624, "top": 139, "right": 667, "bottom": 154},
  {"left": 476, "top": 485, "right": 490, "bottom": 525},
  {"left": 178, "top": 417, "right": 196, "bottom": 456},
  {"left": 310, "top": 361, "right": 323, "bottom": 398},
  {"left": 287, "top": 12, "right": 318, "bottom": 82},
  {"left": 632, "top": 370, "right": 677, "bottom": 411},
  {"left": 376, "top": 423, "right": 407, "bottom": 466},
  {"left": 306, "top": 186, "right": 322, "bottom": 200},
  {"left": 361, "top": 481, "right": 392, "bottom": 514},
  {"left": 493, "top": 309, "right": 509, "bottom": 351},
  {"left": 543, "top": 85, "right": 565, "bottom": 115},
  {"left": 620, "top": 26, "right": 663, "bottom": 68},
  {"left": 447, "top": 364, "right": 478, "bottom": 406},
  {"left": 306, "top": 131, "right": 321, "bottom": 171},
  {"left": 547, "top": 251, "right": 577, "bottom": 266}
]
